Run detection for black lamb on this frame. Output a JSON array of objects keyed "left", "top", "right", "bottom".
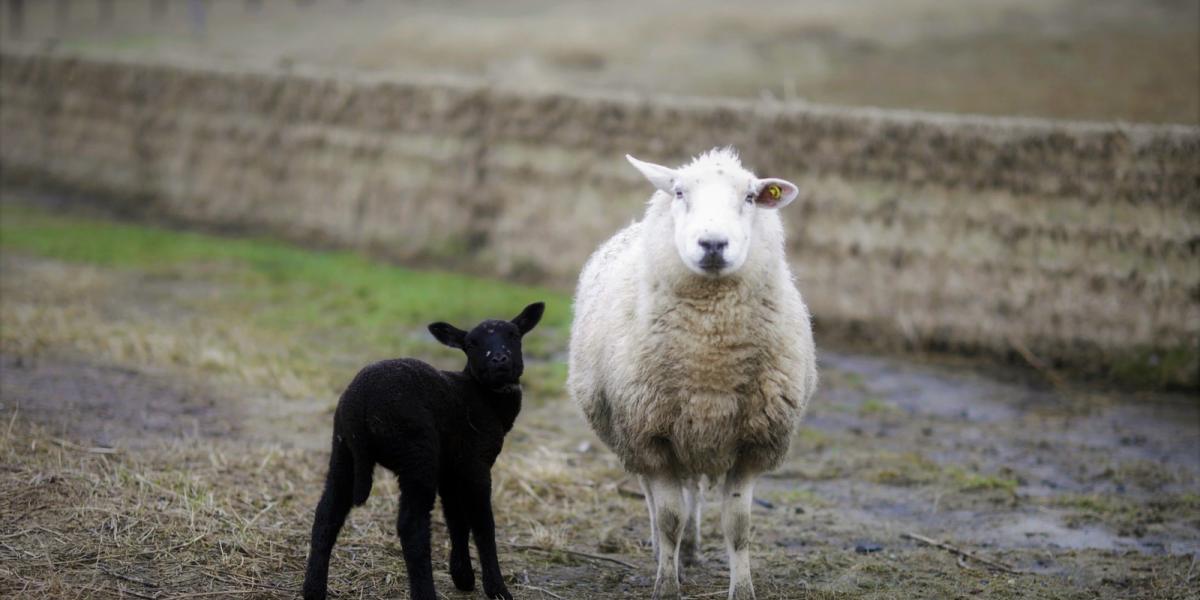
[{"left": 302, "top": 302, "right": 546, "bottom": 600}]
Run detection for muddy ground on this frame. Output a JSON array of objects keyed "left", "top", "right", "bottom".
[{"left": 0, "top": 196, "right": 1197, "bottom": 599}]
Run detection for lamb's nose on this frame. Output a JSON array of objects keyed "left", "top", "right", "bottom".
[
  {"left": 490, "top": 353, "right": 509, "bottom": 365},
  {"left": 698, "top": 238, "right": 728, "bottom": 255}
]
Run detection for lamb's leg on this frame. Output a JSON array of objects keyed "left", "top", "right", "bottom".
[
  {"left": 468, "top": 475, "right": 512, "bottom": 600},
  {"left": 680, "top": 477, "right": 702, "bottom": 569},
  {"left": 647, "top": 474, "right": 686, "bottom": 600},
  {"left": 396, "top": 478, "right": 438, "bottom": 600},
  {"left": 440, "top": 484, "right": 474, "bottom": 592},
  {"left": 639, "top": 475, "right": 658, "bottom": 556},
  {"left": 721, "top": 474, "right": 757, "bottom": 600},
  {"left": 302, "top": 440, "right": 355, "bottom": 600}
]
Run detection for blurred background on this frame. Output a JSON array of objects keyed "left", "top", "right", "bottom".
[
  {"left": 0, "top": 2, "right": 1198, "bottom": 599},
  {"left": 2, "top": 0, "right": 1197, "bottom": 123}
]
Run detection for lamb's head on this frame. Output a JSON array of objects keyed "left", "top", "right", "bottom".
[
  {"left": 627, "top": 148, "right": 798, "bottom": 277},
  {"left": 428, "top": 302, "right": 545, "bottom": 389}
]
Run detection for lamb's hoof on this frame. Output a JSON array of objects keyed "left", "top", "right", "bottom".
[
  {"left": 484, "top": 584, "right": 513, "bottom": 600},
  {"left": 449, "top": 564, "right": 475, "bottom": 591},
  {"left": 301, "top": 579, "right": 327, "bottom": 600}
]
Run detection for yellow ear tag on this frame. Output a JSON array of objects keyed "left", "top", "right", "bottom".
[{"left": 768, "top": 185, "right": 781, "bottom": 200}]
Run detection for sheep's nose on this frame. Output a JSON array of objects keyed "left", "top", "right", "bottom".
[
  {"left": 490, "top": 353, "right": 509, "bottom": 365},
  {"left": 698, "top": 238, "right": 728, "bottom": 255}
]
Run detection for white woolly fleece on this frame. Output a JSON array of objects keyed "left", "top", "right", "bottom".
[{"left": 568, "top": 148, "right": 817, "bottom": 478}]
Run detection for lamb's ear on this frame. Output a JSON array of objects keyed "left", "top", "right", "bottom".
[
  {"left": 511, "top": 302, "right": 545, "bottom": 336},
  {"left": 753, "top": 178, "right": 800, "bottom": 209},
  {"left": 626, "top": 154, "right": 677, "bottom": 194},
  {"left": 428, "top": 322, "right": 467, "bottom": 349}
]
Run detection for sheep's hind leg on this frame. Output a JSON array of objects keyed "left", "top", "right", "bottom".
[
  {"left": 680, "top": 477, "right": 702, "bottom": 569},
  {"left": 302, "top": 440, "right": 356, "bottom": 600},
  {"left": 639, "top": 475, "right": 658, "bottom": 556},
  {"left": 721, "top": 474, "right": 757, "bottom": 600},
  {"left": 647, "top": 474, "right": 686, "bottom": 600}
]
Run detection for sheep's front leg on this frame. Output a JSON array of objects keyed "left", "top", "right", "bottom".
[
  {"left": 721, "top": 474, "right": 757, "bottom": 600},
  {"left": 469, "top": 476, "right": 512, "bottom": 600},
  {"left": 440, "top": 486, "right": 475, "bottom": 592},
  {"left": 647, "top": 474, "right": 686, "bottom": 600}
]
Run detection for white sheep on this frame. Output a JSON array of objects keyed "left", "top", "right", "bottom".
[{"left": 568, "top": 148, "right": 817, "bottom": 600}]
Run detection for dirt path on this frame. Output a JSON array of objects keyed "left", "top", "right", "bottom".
[{"left": 1, "top": 245, "right": 1197, "bottom": 597}]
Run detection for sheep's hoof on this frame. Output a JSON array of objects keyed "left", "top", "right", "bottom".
[
  {"left": 728, "top": 578, "right": 756, "bottom": 600},
  {"left": 652, "top": 576, "right": 681, "bottom": 600}
]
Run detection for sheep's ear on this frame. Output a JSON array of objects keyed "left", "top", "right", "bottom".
[
  {"left": 626, "top": 154, "right": 677, "bottom": 194},
  {"left": 511, "top": 302, "right": 545, "bottom": 336},
  {"left": 428, "top": 322, "right": 467, "bottom": 349},
  {"left": 753, "top": 178, "right": 800, "bottom": 209}
]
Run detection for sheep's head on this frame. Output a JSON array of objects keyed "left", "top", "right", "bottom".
[
  {"left": 427, "top": 302, "right": 545, "bottom": 389},
  {"left": 626, "top": 148, "right": 798, "bottom": 277}
]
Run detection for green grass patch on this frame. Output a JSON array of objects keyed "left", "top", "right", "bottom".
[
  {"left": 0, "top": 204, "right": 570, "bottom": 330},
  {"left": 0, "top": 202, "right": 572, "bottom": 398}
]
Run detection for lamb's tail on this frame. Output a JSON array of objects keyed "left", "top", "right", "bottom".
[
  {"left": 349, "top": 441, "right": 374, "bottom": 507},
  {"left": 332, "top": 436, "right": 374, "bottom": 507}
]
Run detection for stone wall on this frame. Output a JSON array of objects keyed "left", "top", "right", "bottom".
[{"left": 2, "top": 51, "right": 1197, "bottom": 388}]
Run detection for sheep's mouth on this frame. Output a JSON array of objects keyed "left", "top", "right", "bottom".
[{"left": 698, "top": 257, "right": 728, "bottom": 274}]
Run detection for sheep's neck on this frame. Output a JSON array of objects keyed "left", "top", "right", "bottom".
[{"left": 468, "top": 376, "right": 522, "bottom": 433}]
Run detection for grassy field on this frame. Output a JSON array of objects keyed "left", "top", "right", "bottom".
[{"left": 2, "top": 195, "right": 1198, "bottom": 599}]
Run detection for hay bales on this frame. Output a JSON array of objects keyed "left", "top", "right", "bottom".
[{"left": 0, "top": 50, "right": 1196, "bottom": 387}]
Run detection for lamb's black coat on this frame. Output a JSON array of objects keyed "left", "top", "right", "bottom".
[{"left": 303, "top": 302, "right": 545, "bottom": 600}]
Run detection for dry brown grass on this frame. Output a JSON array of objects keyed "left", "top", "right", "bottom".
[{"left": 0, "top": 414, "right": 655, "bottom": 599}]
